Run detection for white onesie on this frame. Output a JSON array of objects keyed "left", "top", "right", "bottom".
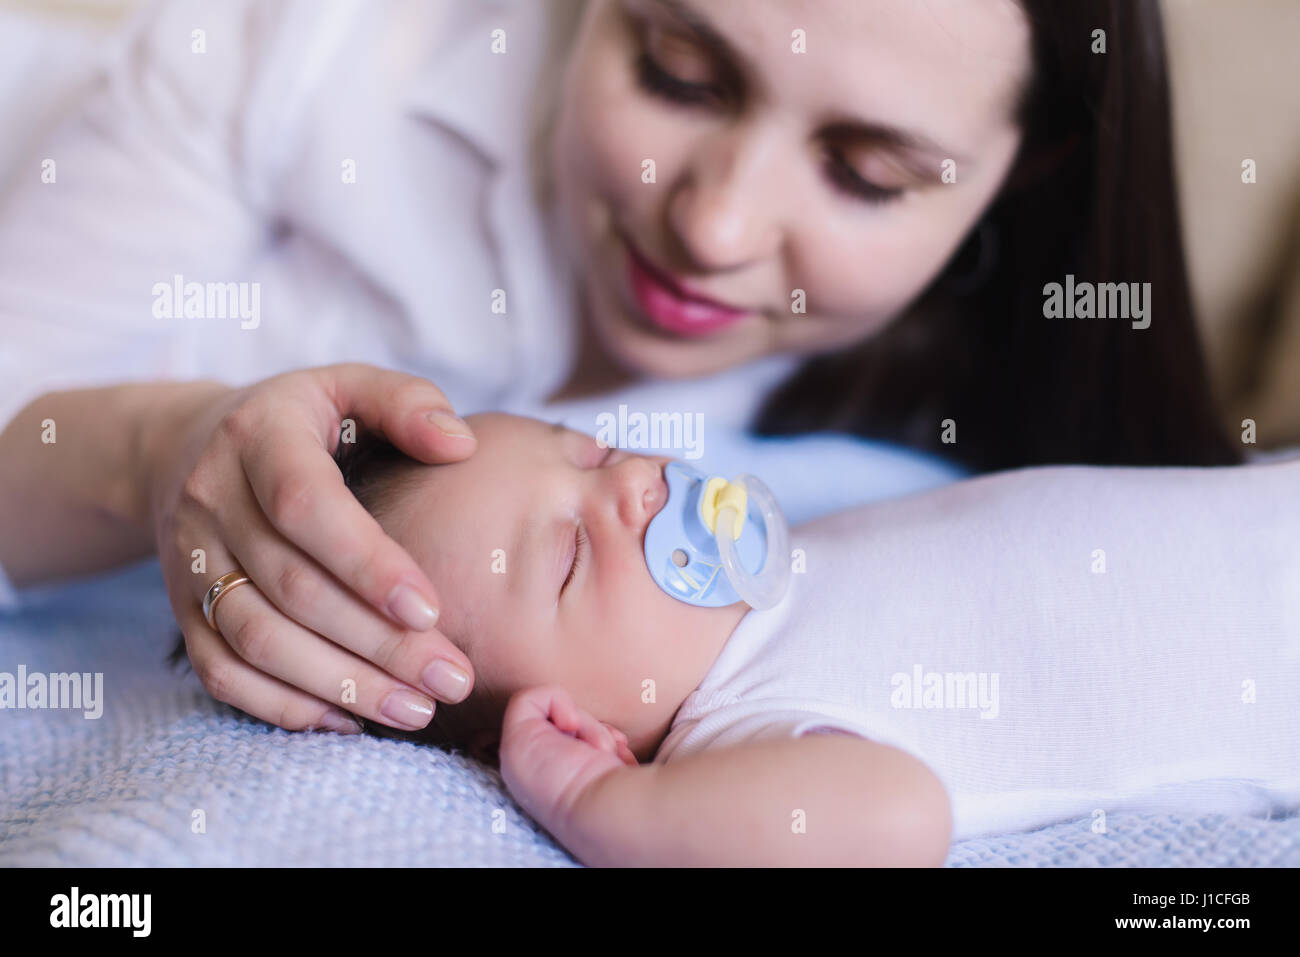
[{"left": 652, "top": 459, "right": 1300, "bottom": 841}]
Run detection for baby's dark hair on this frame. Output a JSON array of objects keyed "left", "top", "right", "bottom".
[
  {"left": 331, "top": 428, "right": 428, "bottom": 528},
  {"left": 167, "top": 424, "right": 502, "bottom": 759}
]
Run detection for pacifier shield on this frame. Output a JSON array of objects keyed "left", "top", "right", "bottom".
[{"left": 644, "top": 462, "right": 780, "bottom": 608}]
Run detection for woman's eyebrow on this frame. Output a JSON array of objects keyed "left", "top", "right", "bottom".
[{"left": 647, "top": 0, "right": 744, "bottom": 69}]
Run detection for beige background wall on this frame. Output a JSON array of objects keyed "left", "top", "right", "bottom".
[{"left": 1164, "top": 0, "right": 1300, "bottom": 446}]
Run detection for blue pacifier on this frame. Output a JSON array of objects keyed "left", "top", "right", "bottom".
[{"left": 644, "top": 462, "right": 791, "bottom": 610}]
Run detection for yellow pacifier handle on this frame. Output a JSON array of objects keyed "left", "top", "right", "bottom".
[{"left": 700, "top": 477, "right": 747, "bottom": 540}]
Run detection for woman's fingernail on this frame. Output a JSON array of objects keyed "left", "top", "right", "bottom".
[
  {"left": 423, "top": 658, "right": 470, "bottom": 703},
  {"left": 382, "top": 689, "right": 435, "bottom": 729},
  {"left": 388, "top": 584, "right": 439, "bottom": 631},
  {"left": 318, "top": 710, "right": 363, "bottom": 735},
  {"left": 428, "top": 410, "right": 473, "bottom": 438}
]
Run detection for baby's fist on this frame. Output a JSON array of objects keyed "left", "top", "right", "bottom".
[{"left": 499, "top": 685, "right": 637, "bottom": 831}]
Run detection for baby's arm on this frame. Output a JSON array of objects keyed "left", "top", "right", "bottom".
[
  {"left": 500, "top": 687, "right": 950, "bottom": 867},
  {"left": 569, "top": 733, "right": 951, "bottom": 867}
]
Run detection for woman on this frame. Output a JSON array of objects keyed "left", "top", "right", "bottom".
[{"left": 0, "top": 0, "right": 1239, "bottom": 738}]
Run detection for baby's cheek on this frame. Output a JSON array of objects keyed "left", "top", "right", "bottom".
[
  {"left": 479, "top": 621, "right": 561, "bottom": 698},
  {"left": 591, "top": 579, "right": 663, "bottom": 666},
  {"left": 628, "top": 593, "right": 698, "bottom": 677}
]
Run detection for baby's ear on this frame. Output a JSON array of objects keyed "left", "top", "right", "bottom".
[{"left": 467, "top": 727, "right": 500, "bottom": 767}]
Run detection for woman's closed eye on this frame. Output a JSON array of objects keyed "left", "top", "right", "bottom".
[
  {"left": 822, "top": 148, "right": 907, "bottom": 205},
  {"left": 635, "top": 49, "right": 724, "bottom": 107}
]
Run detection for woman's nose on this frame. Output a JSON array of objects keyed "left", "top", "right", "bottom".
[
  {"left": 667, "top": 123, "right": 785, "bottom": 271},
  {"left": 607, "top": 456, "right": 669, "bottom": 532}
]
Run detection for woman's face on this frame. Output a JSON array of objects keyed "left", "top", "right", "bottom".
[{"left": 551, "top": 0, "right": 1031, "bottom": 380}]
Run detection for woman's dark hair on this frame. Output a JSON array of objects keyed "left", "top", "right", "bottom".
[{"left": 752, "top": 0, "right": 1242, "bottom": 471}]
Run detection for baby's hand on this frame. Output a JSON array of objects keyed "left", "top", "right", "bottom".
[{"left": 499, "top": 685, "right": 637, "bottom": 832}]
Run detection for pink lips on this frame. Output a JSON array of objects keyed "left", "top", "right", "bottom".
[{"left": 625, "top": 243, "right": 750, "bottom": 337}]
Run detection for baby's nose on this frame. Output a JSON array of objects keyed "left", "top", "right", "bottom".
[{"left": 613, "top": 458, "right": 669, "bottom": 530}]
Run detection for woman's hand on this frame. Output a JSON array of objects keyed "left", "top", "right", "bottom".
[
  {"left": 145, "top": 363, "right": 478, "bottom": 734},
  {"left": 499, "top": 685, "right": 637, "bottom": 832}
]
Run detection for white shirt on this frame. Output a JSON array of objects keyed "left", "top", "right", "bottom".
[
  {"left": 653, "top": 459, "right": 1300, "bottom": 841},
  {"left": 0, "top": 0, "right": 582, "bottom": 429}
]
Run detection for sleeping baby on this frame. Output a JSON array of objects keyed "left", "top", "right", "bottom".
[{"left": 179, "top": 411, "right": 1300, "bottom": 865}]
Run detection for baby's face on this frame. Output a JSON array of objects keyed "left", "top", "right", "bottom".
[{"left": 387, "top": 413, "right": 748, "bottom": 754}]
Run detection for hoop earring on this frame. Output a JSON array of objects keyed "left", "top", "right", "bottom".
[{"left": 947, "top": 218, "right": 999, "bottom": 295}]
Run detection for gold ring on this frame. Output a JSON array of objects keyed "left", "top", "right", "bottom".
[{"left": 203, "top": 570, "right": 251, "bottom": 630}]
